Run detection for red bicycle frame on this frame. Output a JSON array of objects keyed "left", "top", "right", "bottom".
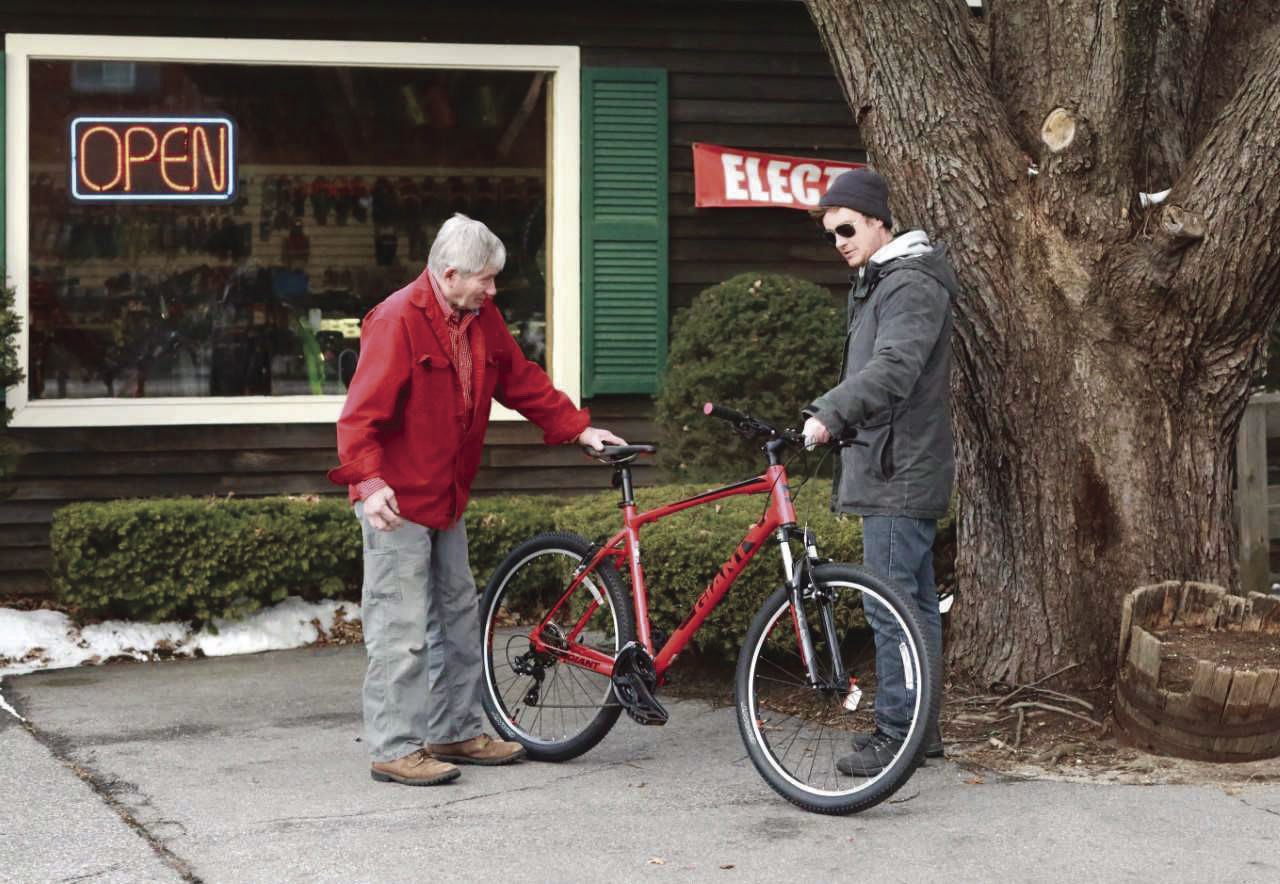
[{"left": 528, "top": 462, "right": 798, "bottom": 679}]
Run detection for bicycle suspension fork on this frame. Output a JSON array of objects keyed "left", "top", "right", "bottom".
[{"left": 777, "top": 526, "right": 848, "bottom": 691}]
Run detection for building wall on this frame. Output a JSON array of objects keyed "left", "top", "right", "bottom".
[{"left": 0, "top": 1, "right": 863, "bottom": 594}]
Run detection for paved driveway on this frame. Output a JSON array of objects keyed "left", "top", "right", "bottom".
[{"left": 4, "top": 646, "right": 1279, "bottom": 883}]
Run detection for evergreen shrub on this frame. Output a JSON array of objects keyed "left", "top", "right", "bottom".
[
  {"left": 1265, "top": 318, "right": 1280, "bottom": 390},
  {"left": 462, "top": 493, "right": 561, "bottom": 581},
  {"left": 655, "top": 272, "right": 844, "bottom": 481},
  {"left": 52, "top": 496, "right": 363, "bottom": 622},
  {"left": 49, "top": 486, "right": 965, "bottom": 671},
  {"left": 51, "top": 492, "right": 559, "bottom": 623},
  {"left": 0, "top": 283, "right": 24, "bottom": 478}
]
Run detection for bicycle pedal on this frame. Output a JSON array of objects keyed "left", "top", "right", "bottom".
[
  {"left": 618, "top": 676, "right": 668, "bottom": 726},
  {"left": 626, "top": 701, "right": 669, "bottom": 726}
]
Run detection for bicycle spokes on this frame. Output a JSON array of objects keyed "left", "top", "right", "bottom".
[
  {"left": 739, "top": 571, "right": 930, "bottom": 810},
  {"left": 481, "top": 535, "right": 634, "bottom": 761}
]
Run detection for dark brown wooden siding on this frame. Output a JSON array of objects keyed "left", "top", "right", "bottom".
[
  {"left": 0, "top": 400, "right": 657, "bottom": 595},
  {"left": 1, "top": 0, "right": 864, "bottom": 310},
  {"left": 0, "top": 1, "right": 860, "bottom": 595}
]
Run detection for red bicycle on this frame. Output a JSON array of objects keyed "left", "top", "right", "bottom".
[{"left": 480, "top": 404, "right": 937, "bottom": 814}]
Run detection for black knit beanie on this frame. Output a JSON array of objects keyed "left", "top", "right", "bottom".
[{"left": 818, "top": 167, "right": 892, "bottom": 228}]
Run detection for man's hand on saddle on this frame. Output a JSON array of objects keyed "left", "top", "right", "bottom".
[{"left": 577, "top": 426, "right": 627, "bottom": 452}]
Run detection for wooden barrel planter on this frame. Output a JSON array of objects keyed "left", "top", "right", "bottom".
[{"left": 1114, "top": 581, "right": 1280, "bottom": 762}]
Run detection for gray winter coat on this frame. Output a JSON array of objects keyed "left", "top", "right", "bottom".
[{"left": 804, "top": 231, "right": 956, "bottom": 520}]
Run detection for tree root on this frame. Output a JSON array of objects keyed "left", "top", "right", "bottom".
[
  {"left": 1032, "top": 741, "right": 1090, "bottom": 765},
  {"left": 1006, "top": 700, "right": 1103, "bottom": 728}
]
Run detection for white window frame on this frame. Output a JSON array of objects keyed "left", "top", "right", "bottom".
[{"left": 4, "top": 33, "right": 581, "bottom": 427}]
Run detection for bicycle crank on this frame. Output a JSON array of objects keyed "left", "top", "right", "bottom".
[{"left": 610, "top": 641, "right": 668, "bottom": 726}]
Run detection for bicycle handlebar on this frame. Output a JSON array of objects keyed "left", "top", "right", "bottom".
[
  {"left": 702, "top": 401, "right": 749, "bottom": 424},
  {"left": 702, "top": 401, "right": 859, "bottom": 448},
  {"left": 701, "top": 401, "right": 802, "bottom": 445}
]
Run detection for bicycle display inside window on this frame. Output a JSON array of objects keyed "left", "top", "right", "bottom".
[{"left": 480, "top": 404, "right": 939, "bottom": 815}]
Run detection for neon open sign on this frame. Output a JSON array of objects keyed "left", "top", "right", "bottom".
[{"left": 70, "top": 116, "right": 236, "bottom": 201}]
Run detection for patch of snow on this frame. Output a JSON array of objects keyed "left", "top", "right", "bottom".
[
  {"left": 0, "top": 691, "right": 23, "bottom": 721},
  {"left": 0, "top": 597, "right": 361, "bottom": 720}
]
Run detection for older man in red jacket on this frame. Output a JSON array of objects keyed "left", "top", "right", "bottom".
[{"left": 329, "top": 214, "right": 624, "bottom": 786}]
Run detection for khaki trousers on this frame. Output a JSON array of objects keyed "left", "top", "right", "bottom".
[{"left": 356, "top": 504, "right": 484, "bottom": 762}]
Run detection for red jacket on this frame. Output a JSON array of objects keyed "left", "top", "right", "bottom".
[{"left": 328, "top": 268, "right": 589, "bottom": 528}]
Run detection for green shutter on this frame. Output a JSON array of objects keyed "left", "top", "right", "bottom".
[
  {"left": 581, "top": 67, "right": 668, "bottom": 396},
  {"left": 1, "top": 51, "right": 6, "bottom": 279},
  {"left": 1, "top": 51, "right": 6, "bottom": 416}
]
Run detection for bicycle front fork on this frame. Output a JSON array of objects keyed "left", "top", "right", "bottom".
[{"left": 776, "top": 527, "right": 849, "bottom": 693}]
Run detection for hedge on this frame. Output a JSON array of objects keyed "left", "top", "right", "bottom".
[
  {"left": 1, "top": 283, "right": 25, "bottom": 478},
  {"left": 49, "top": 482, "right": 957, "bottom": 667},
  {"left": 51, "top": 493, "right": 559, "bottom": 623}
]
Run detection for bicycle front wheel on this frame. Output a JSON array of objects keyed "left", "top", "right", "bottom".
[
  {"left": 480, "top": 532, "right": 634, "bottom": 762},
  {"left": 736, "top": 563, "right": 937, "bottom": 815}
]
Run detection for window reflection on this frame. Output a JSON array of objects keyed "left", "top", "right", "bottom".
[{"left": 27, "top": 60, "right": 550, "bottom": 399}]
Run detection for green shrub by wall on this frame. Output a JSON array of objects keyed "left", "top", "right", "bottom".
[
  {"left": 1265, "top": 318, "right": 1280, "bottom": 390},
  {"left": 654, "top": 272, "right": 845, "bottom": 481},
  {"left": 0, "top": 283, "right": 25, "bottom": 478},
  {"left": 462, "top": 493, "right": 561, "bottom": 582},
  {"left": 49, "top": 483, "right": 954, "bottom": 668},
  {"left": 51, "top": 492, "right": 559, "bottom": 623},
  {"left": 52, "top": 496, "right": 363, "bottom": 622}
]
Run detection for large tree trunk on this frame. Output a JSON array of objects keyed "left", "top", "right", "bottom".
[{"left": 806, "top": 0, "right": 1280, "bottom": 685}]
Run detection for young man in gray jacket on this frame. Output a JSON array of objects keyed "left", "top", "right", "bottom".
[{"left": 801, "top": 167, "right": 957, "bottom": 776}]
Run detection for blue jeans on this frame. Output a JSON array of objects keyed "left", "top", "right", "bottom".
[{"left": 861, "top": 515, "right": 942, "bottom": 741}]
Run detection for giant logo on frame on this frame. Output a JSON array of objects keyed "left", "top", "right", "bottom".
[{"left": 70, "top": 116, "right": 236, "bottom": 202}]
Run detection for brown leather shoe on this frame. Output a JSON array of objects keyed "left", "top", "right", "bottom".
[
  {"left": 370, "top": 748, "right": 460, "bottom": 786},
  {"left": 427, "top": 733, "right": 526, "bottom": 766}
]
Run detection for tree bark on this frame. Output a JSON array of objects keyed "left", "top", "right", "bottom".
[{"left": 806, "top": 0, "right": 1280, "bottom": 685}]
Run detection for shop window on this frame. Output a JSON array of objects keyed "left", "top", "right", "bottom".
[
  {"left": 5, "top": 35, "right": 581, "bottom": 426},
  {"left": 71, "top": 61, "right": 141, "bottom": 94}
]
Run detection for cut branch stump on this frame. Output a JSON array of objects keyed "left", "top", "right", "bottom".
[{"left": 1114, "top": 582, "right": 1280, "bottom": 762}]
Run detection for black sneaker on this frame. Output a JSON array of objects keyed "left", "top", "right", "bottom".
[
  {"left": 926, "top": 730, "right": 944, "bottom": 758},
  {"left": 850, "top": 726, "right": 944, "bottom": 758},
  {"left": 837, "top": 730, "right": 904, "bottom": 777}
]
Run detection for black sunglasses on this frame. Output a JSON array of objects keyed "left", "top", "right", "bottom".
[{"left": 822, "top": 223, "right": 856, "bottom": 244}]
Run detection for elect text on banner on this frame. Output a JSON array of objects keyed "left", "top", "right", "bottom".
[{"left": 692, "top": 143, "right": 861, "bottom": 209}]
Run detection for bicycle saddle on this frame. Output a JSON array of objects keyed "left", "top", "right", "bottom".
[{"left": 593, "top": 444, "right": 657, "bottom": 465}]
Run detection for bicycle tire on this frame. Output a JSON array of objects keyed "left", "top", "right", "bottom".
[
  {"left": 735, "top": 563, "right": 938, "bottom": 815},
  {"left": 480, "top": 532, "right": 635, "bottom": 762}
]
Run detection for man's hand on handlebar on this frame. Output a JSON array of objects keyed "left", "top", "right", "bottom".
[
  {"left": 702, "top": 401, "right": 854, "bottom": 450},
  {"left": 802, "top": 416, "right": 833, "bottom": 449}
]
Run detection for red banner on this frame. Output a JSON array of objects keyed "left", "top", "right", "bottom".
[{"left": 692, "top": 142, "right": 861, "bottom": 209}]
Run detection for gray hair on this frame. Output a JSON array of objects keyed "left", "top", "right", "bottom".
[{"left": 427, "top": 213, "right": 507, "bottom": 276}]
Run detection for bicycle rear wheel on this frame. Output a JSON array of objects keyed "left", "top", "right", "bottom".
[
  {"left": 735, "top": 563, "right": 937, "bottom": 815},
  {"left": 480, "top": 532, "right": 634, "bottom": 762}
]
